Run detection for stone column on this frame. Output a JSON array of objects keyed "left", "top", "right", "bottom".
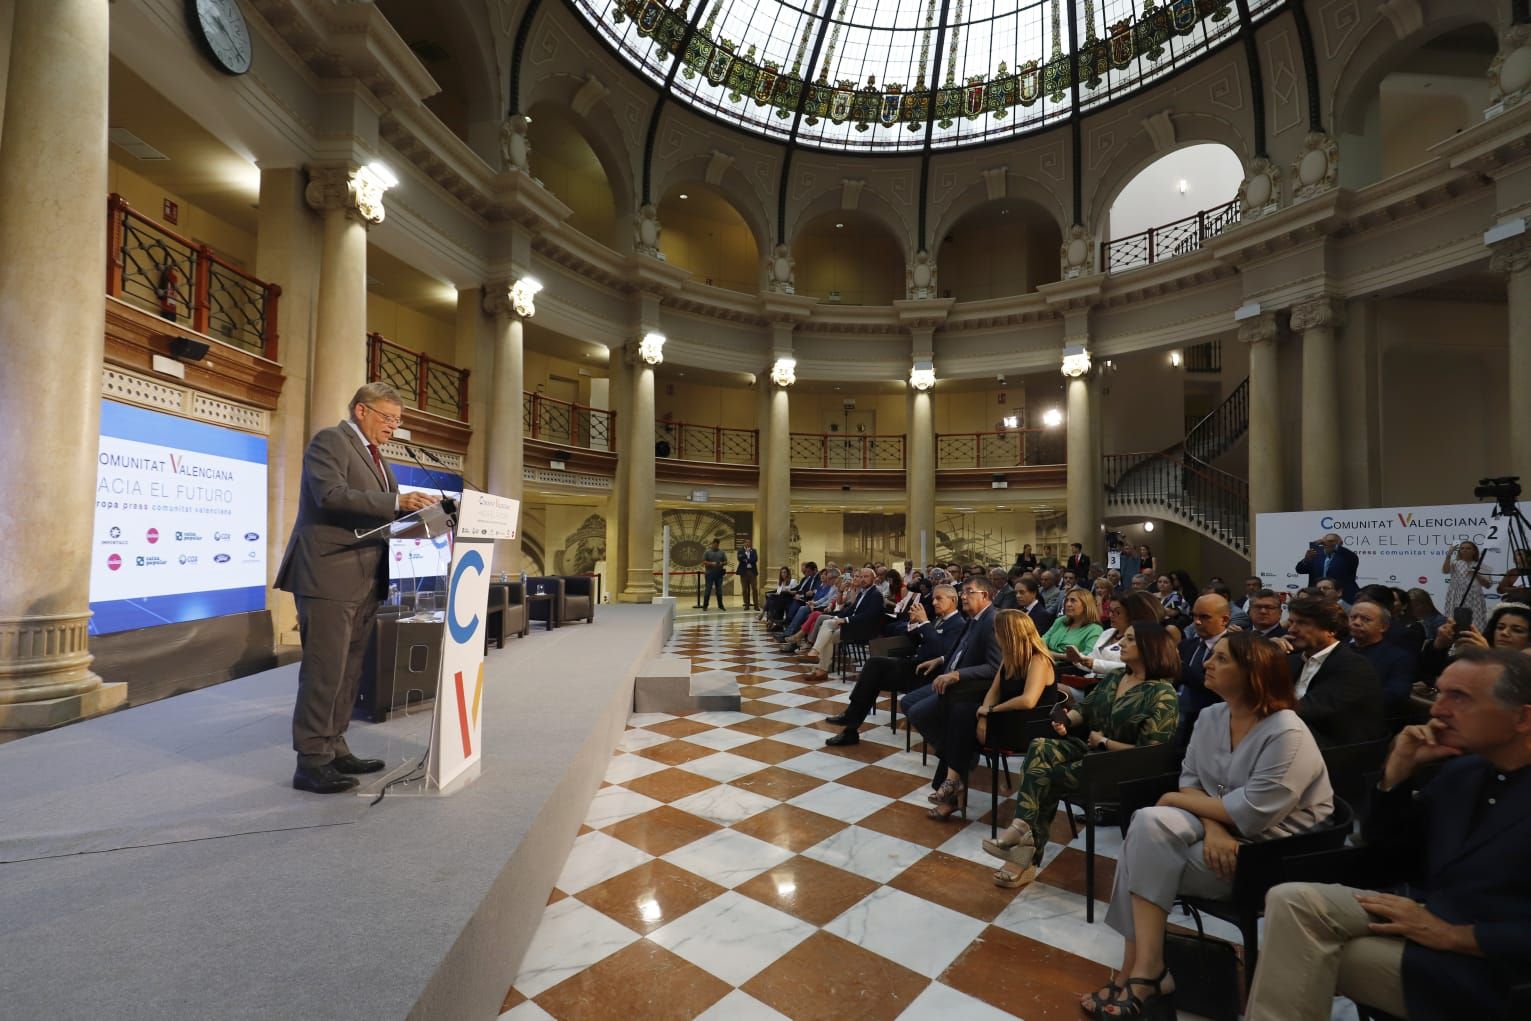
[
  {"left": 1491, "top": 237, "right": 1531, "bottom": 477},
  {"left": 1065, "top": 373, "right": 1101, "bottom": 547},
  {"left": 0, "top": 0, "right": 125, "bottom": 727},
  {"left": 907, "top": 388, "right": 935, "bottom": 566},
  {"left": 1291, "top": 296, "right": 1345, "bottom": 509},
  {"left": 763, "top": 383, "right": 792, "bottom": 572},
  {"left": 621, "top": 340, "right": 658, "bottom": 602},
  {"left": 1240, "top": 311, "right": 1284, "bottom": 564},
  {"left": 304, "top": 165, "right": 385, "bottom": 431},
  {"left": 606, "top": 353, "right": 631, "bottom": 596},
  {"left": 483, "top": 284, "right": 528, "bottom": 575}
]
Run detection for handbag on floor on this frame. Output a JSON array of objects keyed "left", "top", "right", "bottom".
[{"left": 1162, "top": 930, "right": 1241, "bottom": 1021}]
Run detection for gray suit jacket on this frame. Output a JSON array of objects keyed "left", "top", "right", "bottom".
[{"left": 275, "top": 421, "right": 400, "bottom": 602}]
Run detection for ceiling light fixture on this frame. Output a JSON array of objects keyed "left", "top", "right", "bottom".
[
  {"left": 638, "top": 331, "right": 666, "bottom": 365},
  {"left": 770, "top": 356, "right": 796, "bottom": 387},
  {"left": 679, "top": 193, "right": 689, "bottom": 199},
  {"left": 909, "top": 359, "right": 936, "bottom": 392},
  {"left": 1061, "top": 344, "right": 1091, "bottom": 378},
  {"left": 1143, "top": 521, "right": 1156, "bottom": 532},
  {"left": 1042, "top": 407, "right": 1064, "bottom": 428}
]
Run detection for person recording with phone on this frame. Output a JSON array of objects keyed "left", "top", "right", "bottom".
[
  {"left": 1443, "top": 541, "right": 1491, "bottom": 632},
  {"left": 1296, "top": 532, "right": 1360, "bottom": 603}
]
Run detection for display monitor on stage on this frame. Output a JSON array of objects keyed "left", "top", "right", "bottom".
[{"left": 89, "top": 400, "right": 268, "bottom": 635}]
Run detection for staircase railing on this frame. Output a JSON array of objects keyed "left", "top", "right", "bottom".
[
  {"left": 1104, "top": 451, "right": 1250, "bottom": 555},
  {"left": 1184, "top": 378, "right": 1249, "bottom": 465}
]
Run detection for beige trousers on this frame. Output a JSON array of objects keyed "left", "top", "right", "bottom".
[
  {"left": 1245, "top": 883, "right": 1408, "bottom": 1021},
  {"left": 812, "top": 617, "right": 843, "bottom": 661}
]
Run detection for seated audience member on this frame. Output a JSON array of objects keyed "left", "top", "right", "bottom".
[
  {"left": 1349, "top": 599, "right": 1416, "bottom": 717},
  {"left": 1206, "top": 580, "right": 1250, "bottom": 631},
  {"left": 1233, "top": 575, "right": 1263, "bottom": 617},
  {"left": 1092, "top": 578, "right": 1117, "bottom": 627},
  {"left": 1061, "top": 570, "right": 1080, "bottom": 596},
  {"left": 991, "top": 567, "right": 1018, "bottom": 609},
  {"left": 1418, "top": 601, "right": 1531, "bottom": 686},
  {"left": 1244, "top": 648, "right": 1531, "bottom": 1021},
  {"left": 823, "top": 584, "right": 965, "bottom": 746},
  {"left": 1357, "top": 583, "right": 1414, "bottom": 649},
  {"left": 1068, "top": 590, "right": 1168, "bottom": 677},
  {"left": 1041, "top": 588, "right": 1105, "bottom": 666},
  {"left": 769, "top": 562, "right": 817, "bottom": 630},
  {"left": 1246, "top": 588, "right": 1287, "bottom": 640},
  {"left": 760, "top": 566, "right": 796, "bottom": 623},
  {"left": 1174, "top": 594, "right": 1232, "bottom": 745},
  {"left": 926, "top": 610, "right": 1056, "bottom": 822},
  {"left": 1039, "top": 569, "right": 1064, "bottom": 614},
  {"left": 804, "top": 568, "right": 884, "bottom": 681},
  {"left": 989, "top": 623, "right": 1180, "bottom": 889},
  {"left": 779, "top": 565, "right": 831, "bottom": 638},
  {"left": 1015, "top": 575, "right": 1056, "bottom": 635},
  {"left": 904, "top": 577, "right": 1002, "bottom": 761},
  {"left": 1281, "top": 595, "right": 1385, "bottom": 747},
  {"left": 1083, "top": 632, "right": 1334, "bottom": 1020},
  {"left": 1156, "top": 574, "right": 1189, "bottom": 619},
  {"left": 1316, "top": 577, "right": 1350, "bottom": 614},
  {"left": 1128, "top": 572, "right": 1151, "bottom": 593}
]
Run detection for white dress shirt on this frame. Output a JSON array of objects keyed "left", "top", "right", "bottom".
[{"left": 1295, "top": 639, "right": 1340, "bottom": 700}]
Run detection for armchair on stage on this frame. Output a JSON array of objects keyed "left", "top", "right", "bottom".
[{"left": 524, "top": 575, "right": 597, "bottom": 628}]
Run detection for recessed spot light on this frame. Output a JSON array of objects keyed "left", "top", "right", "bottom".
[
  {"left": 835, "top": 223, "right": 844, "bottom": 229},
  {"left": 679, "top": 193, "right": 688, "bottom": 199}
]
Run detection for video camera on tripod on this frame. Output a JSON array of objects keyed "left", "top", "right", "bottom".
[{"left": 1472, "top": 475, "right": 1529, "bottom": 600}]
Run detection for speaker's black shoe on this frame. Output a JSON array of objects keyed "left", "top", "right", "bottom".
[
  {"left": 293, "top": 763, "right": 360, "bottom": 794},
  {"left": 825, "top": 712, "right": 851, "bottom": 725},
  {"left": 824, "top": 729, "right": 860, "bottom": 747},
  {"left": 331, "top": 754, "right": 385, "bottom": 774}
]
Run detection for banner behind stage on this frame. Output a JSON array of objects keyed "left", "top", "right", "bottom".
[{"left": 1255, "top": 501, "right": 1530, "bottom": 610}]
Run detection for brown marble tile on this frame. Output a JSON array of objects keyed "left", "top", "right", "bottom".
[
  {"left": 889, "top": 851, "right": 1024, "bottom": 922},
  {"left": 738, "top": 700, "right": 782, "bottom": 717},
  {"left": 1039, "top": 846, "right": 1116, "bottom": 902},
  {"left": 602, "top": 804, "right": 721, "bottom": 856},
  {"left": 817, "top": 737, "right": 899, "bottom": 764},
  {"left": 837, "top": 764, "right": 929, "bottom": 799},
  {"left": 798, "top": 698, "right": 848, "bottom": 716},
  {"left": 734, "top": 854, "right": 881, "bottom": 927},
  {"left": 941, "top": 925, "right": 1114, "bottom": 1020},
  {"left": 743, "top": 930, "right": 930, "bottom": 1020},
  {"left": 736, "top": 685, "right": 774, "bottom": 699},
  {"left": 730, "top": 765, "right": 827, "bottom": 801},
  {"left": 577, "top": 824, "right": 594, "bottom": 836},
  {"left": 809, "top": 719, "right": 883, "bottom": 735},
  {"left": 620, "top": 767, "right": 720, "bottom": 803},
  {"left": 792, "top": 684, "right": 845, "bottom": 698},
  {"left": 534, "top": 937, "right": 731, "bottom": 1021},
  {"left": 732, "top": 738, "right": 812, "bottom": 765},
  {"left": 735, "top": 673, "right": 777, "bottom": 685},
  {"left": 633, "top": 739, "right": 718, "bottom": 765},
  {"left": 548, "top": 888, "right": 567, "bottom": 905},
  {"left": 646, "top": 718, "right": 716, "bottom": 739},
  {"left": 727, "top": 717, "right": 796, "bottom": 737},
  {"left": 731, "top": 804, "right": 849, "bottom": 853},
  {"left": 500, "top": 986, "right": 525, "bottom": 1012},
  {"left": 575, "top": 859, "right": 726, "bottom": 935},
  {"left": 858, "top": 800, "right": 966, "bottom": 848}
]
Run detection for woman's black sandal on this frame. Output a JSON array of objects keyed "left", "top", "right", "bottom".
[{"left": 1094, "top": 967, "right": 1173, "bottom": 1020}]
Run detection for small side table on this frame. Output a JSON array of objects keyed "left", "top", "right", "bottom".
[{"left": 526, "top": 592, "right": 559, "bottom": 631}]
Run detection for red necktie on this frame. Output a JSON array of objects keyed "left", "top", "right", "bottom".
[{"left": 367, "top": 443, "right": 385, "bottom": 481}]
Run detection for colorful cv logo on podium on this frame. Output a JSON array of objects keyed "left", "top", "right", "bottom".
[{"left": 448, "top": 549, "right": 485, "bottom": 643}]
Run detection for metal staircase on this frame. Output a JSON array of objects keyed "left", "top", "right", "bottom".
[{"left": 1104, "top": 379, "right": 1250, "bottom": 557}]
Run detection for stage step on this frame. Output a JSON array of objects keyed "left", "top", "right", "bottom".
[{"left": 632, "top": 658, "right": 741, "bottom": 714}]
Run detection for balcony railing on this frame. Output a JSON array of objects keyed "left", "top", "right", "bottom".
[
  {"left": 366, "top": 332, "right": 470, "bottom": 421},
  {"left": 106, "top": 193, "right": 281, "bottom": 359},
  {"left": 524, "top": 391, "right": 616, "bottom": 451},
  {"left": 656, "top": 420, "right": 758, "bottom": 464},
  {"left": 1101, "top": 197, "right": 1241, "bottom": 274},
  {"left": 790, "top": 433, "right": 906, "bottom": 470},
  {"left": 935, "top": 429, "right": 1064, "bottom": 468},
  {"left": 1104, "top": 450, "right": 1250, "bottom": 555}
]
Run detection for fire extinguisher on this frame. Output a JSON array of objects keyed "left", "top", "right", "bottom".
[{"left": 156, "top": 263, "right": 180, "bottom": 322}]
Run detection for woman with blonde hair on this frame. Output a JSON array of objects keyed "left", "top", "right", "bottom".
[
  {"left": 1042, "top": 586, "right": 1104, "bottom": 664},
  {"left": 927, "top": 609, "right": 1056, "bottom": 821}
]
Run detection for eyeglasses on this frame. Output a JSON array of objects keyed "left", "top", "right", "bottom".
[{"left": 363, "top": 404, "right": 403, "bottom": 426}]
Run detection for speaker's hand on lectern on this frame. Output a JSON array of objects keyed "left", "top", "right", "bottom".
[{"left": 399, "top": 491, "right": 440, "bottom": 513}]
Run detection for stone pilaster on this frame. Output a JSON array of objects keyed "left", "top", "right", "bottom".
[
  {"left": 1065, "top": 368, "right": 1102, "bottom": 551},
  {"left": 1291, "top": 296, "right": 1346, "bottom": 509},
  {"left": 1490, "top": 236, "right": 1531, "bottom": 476},
  {"left": 907, "top": 387, "right": 935, "bottom": 565},
  {"left": 483, "top": 283, "right": 529, "bottom": 574},
  {"left": 1239, "top": 311, "right": 1283, "bottom": 562},
  {"left": 620, "top": 338, "right": 658, "bottom": 602}
]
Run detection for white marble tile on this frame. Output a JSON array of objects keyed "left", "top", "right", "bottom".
[
  {"left": 692, "top": 989, "right": 791, "bottom": 1021},
  {"left": 825, "top": 886, "right": 987, "bottom": 978},
  {"left": 671, "top": 784, "right": 779, "bottom": 825},
  {"left": 499, "top": 1000, "right": 557, "bottom": 1021},
  {"left": 874, "top": 749, "right": 938, "bottom": 777},
  {"left": 648, "top": 891, "right": 815, "bottom": 986},
  {"left": 756, "top": 691, "right": 818, "bottom": 707},
  {"left": 583, "top": 786, "right": 665, "bottom": 829},
  {"left": 751, "top": 670, "right": 806, "bottom": 682},
  {"left": 991, "top": 881, "right": 1118, "bottom": 967},
  {"left": 787, "top": 781, "right": 894, "bottom": 822},
  {"left": 896, "top": 982, "right": 1019, "bottom": 1021},
  {"left": 1064, "top": 819, "right": 1124, "bottom": 861},
  {"left": 615, "top": 728, "right": 672, "bottom": 752},
  {"left": 765, "top": 707, "right": 834, "bottom": 725},
  {"left": 603, "top": 753, "right": 670, "bottom": 785},
  {"left": 553, "top": 830, "right": 653, "bottom": 895},
  {"left": 935, "top": 820, "right": 1008, "bottom": 867},
  {"left": 661, "top": 827, "right": 795, "bottom": 888},
  {"left": 626, "top": 712, "right": 677, "bottom": 728},
  {"left": 857, "top": 723, "right": 909, "bottom": 747},
  {"left": 511, "top": 897, "right": 640, "bottom": 997},
  {"left": 689, "top": 710, "right": 756, "bottom": 727},
  {"left": 769, "top": 726, "right": 837, "bottom": 750},
  {"left": 675, "top": 725, "right": 755, "bottom": 751},
  {"left": 801, "top": 825, "right": 931, "bottom": 883},
  {"left": 780, "top": 750, "right": 882, "bottom": 782},
  {"left": 677, "top": 750, "right": 769, "bottom": 783}
]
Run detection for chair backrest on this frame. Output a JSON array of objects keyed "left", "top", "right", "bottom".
[
  {"left": 1320, "top": 739, "right": 1388, "bottom": 818},
  {"left": 1081, "top": 741, "right": 1185, "bottom": 803},
  {"left": 560, "top": 575, "right": 594, "bottom": 598},
  {"left": 1230, "top": 797, "right": 1355, "bottom": 903},
  {"left": 985, "top": 685, "right": 1068, "bottom": 753},
  {"left": 869, "top": 635, "right": 914, "bottom": 659}
]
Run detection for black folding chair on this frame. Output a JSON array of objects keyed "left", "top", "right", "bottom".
[{"left": 974, "top": 687, "right": 1071, "bottom": 839}]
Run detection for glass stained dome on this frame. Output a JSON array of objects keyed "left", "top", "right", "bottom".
[{"left": 572, "top": 0, "right": 1285, "bottom": 152}]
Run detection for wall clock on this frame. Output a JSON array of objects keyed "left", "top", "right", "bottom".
[{"left": 187, "top": 0, "right": 253, "bottom": 76}]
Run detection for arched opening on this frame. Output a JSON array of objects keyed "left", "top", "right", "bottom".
[
  {"left": 656, "top": 184, "right": 760, "bottom": 293},
  {"left": 1103, "top": 143, "right": 1243, "bottom": 271},
  {"left": 526, "top": 104, "right": 619, "bottom": 248},
  {"left": 936, "top": 199, "right": 1062, "bottom": 301},
  {"left": 1339, "top": 25, "right": 1497, "bottom": 188},
  {"left": 793, "top": 210, "right": 904, "bottom": 306}
]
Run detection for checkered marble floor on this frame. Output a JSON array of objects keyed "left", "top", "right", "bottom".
[{"left": 499, "top": 617, "right": 1251, "bottom": 1021}]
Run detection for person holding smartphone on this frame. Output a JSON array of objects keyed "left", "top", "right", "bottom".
[
  {"left": 1297, "top": 532, "right": 1361, "bottom": 603},
  {"left": 1443, "top": 541, "right": 1491, "bottom": 632}
]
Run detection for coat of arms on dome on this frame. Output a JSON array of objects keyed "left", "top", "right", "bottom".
[
  {"left": 1136, "top": 2, "right": 1171, "bottom": 61},
  {"left": 726, "top": 46, "right": 757, "bottom": 102},
  {"left": 1199, "top": 0, "right": 1233, "bottom": 20},
  {"left": 1043, "top": 53, "right": 1072, "bottom": 103},
  {"left": 707, "top": 41, "right": 734, "bottom": 85},
  {"left": 851, "top": 76, "right": 880, "bottom": 130},
  {"left": 774, "top": 76, "right": 802, "bottom": 118},
  {"left": 1080, "top": 37, "right": 1109, "bottom": 89},
  {"left": 903, "top": 90, "right": 929, "bottom": 130},
  {"left": 963, "top": 76, "right": 986, "bottom": 119},
  {"left": 1017, "top": 60, "right": 1042, "bottom": 105},
  {"left": 933, "top": 85, "right": 960, "bottom": 128},
  {"left": 755, "top": 64, "right": 779, "bottom": 105},
  {"left": 986, "top": 64, "right": 1016, "bottom": 120},
  {"left": 611, "top": 0, "right": 640, "bottom": 24},
  {"left": 1108, "top": 19, "right": 1135, "bottom": 69},
  {"left": 637, "top": 0, "right": 662, "bottom": 36},
  {"left": 879, "top": 85, "right": 904, "bottom": 126},
  {"left": 829, "top": 85, "right": 854, "bottom": 124},
  {"left": 1170, "top": 0, "right": 1199, "bottom": 34}
]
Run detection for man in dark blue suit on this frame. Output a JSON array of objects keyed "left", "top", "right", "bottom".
[
  {"left": 825, "top": 584, "right": 966, "bottom": 746},
  {"left": 1014, "top": 576, "right": 1056, "bottom": 635},
  {"left": 1296, "top": 531, "right": 1361, "bottom": 602},
  {"left": 1173, "top": 592, "right": 1230, "bottom": 745},
  {"left": 737, "top": 543, "right": 759, "bottom": 609},
  {"left": 1246, "top": 648, "right": 1531, "bottom": 1021},
  {"left": 1349, "top": 598, "right": 1416, "bottom": 717},
  {"left": 1247, "top": 588, "right": 1287, "bottom": 640},
  {"left": 805, "top": 567, "right": 886, "bottom": 682},
  {"left": 904, "top": 576, "right": 1003, "bottom": 752}
]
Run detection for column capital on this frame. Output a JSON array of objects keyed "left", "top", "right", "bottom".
[
  {"left": 1489, "top": 233, "right": 1531, "bottom": 276},
  {"left": 624, "top": 332, "right": 665, "bottom": 367},
  {"left": 1236, "top": 310, "right": 1280, "bottom": 345},
  {"left": 304, "top": 164, "right": 387, "bottom": 226},
  {"left": 1289, "top": 295, "right": 1346, "bottom": 332},
  {"left": 482, "top": 278, "right": 540, "bottom": 319}
]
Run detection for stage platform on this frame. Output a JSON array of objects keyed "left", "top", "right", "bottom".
[{"left": 0, "top": 603, "right": 674, "bottom": 1020}]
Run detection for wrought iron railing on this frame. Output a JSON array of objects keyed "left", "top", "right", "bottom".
[
  {"left": 366, "top": 333, "right": 470, "bottom": 421},
  {"left": 1183, "top": 339, "right": 1222, "bottom": 373},
  {"left": 524, "top": 392, "right": 616, "bottom": 451},
  {"left": 1184, "top": 377, "right": 1249, "bottom": 466},
  {"left": 106, "top": 193, "right": 280, "bottom": 359},
  {"left": 935, "top": 428, "right": 1065, "bottom": 468},
  {"left": 1104, "top": 451, "right": 1250, "bottom": 555},
  {"left": 656, "top": 420, "right": 758, "bottom": 465},
  {"left": 789, "top": 433, "right": 906, "bottom": 470},
  {"left": 1102, "top": 197, "right": 1241, "bottom": 274}
]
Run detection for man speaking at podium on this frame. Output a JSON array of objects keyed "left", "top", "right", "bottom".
[{"left": 277, "top": 383, "right": 439, "bottom": 794}]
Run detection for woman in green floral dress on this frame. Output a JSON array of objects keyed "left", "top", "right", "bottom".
[{"left": 985, "top": 623, "right": 1181, "bottom": 888}]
